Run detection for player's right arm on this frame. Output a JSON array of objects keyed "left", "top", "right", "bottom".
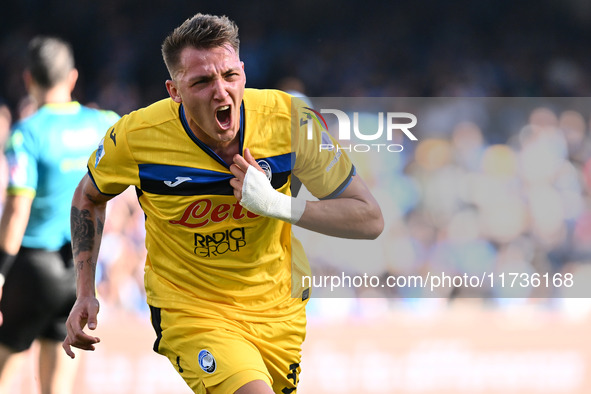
[{"left": 63, "top": 173, "right": 113, "bottom": 358}]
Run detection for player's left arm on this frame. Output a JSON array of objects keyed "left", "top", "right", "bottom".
[
  {"left": 230, "top": 149, "right": 383, "bottom": 239},
  {"left": 294, "top": 173, "right": 383, "bottom": 239}
]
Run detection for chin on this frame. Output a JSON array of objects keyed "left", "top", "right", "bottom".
[{"left": 216, "top": 129, "right": 238, "bottom": 142}]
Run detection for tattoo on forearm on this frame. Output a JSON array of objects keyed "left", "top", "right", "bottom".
[
  {"left": 97, "top": 217, "right": 104, "bottom": 237},
  {"left": 71, "top": 207, "right": 95, "bottom": 256},
  {"left": 76, "top": 257, "right": 96, "bottom": 274}
]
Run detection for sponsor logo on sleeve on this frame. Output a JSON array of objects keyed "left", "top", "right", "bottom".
[{"left": 94, "top": 138, "right": 105, "bottom": 168}]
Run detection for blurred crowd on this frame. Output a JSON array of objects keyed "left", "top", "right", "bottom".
[
  {"left": 299, "top": 99, "right": 591, "bottom": 304},
  {"left": 3, "top": 0, "right": 591, "bottom": 315},
  {"left": 3, "top": 0, "right": 591, "bottom": 115}
]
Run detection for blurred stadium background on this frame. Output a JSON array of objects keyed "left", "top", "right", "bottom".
[{"left": 3, "top": 0, "right": 591, "bottom": 393}]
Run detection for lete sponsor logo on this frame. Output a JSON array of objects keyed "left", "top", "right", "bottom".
[{"left": 169, "top": 199, "right": 259, "bottom": 228}]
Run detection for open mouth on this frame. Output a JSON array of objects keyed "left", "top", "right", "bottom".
[{"left": 216, "top": 105, "right": 232, "bottom": 129}]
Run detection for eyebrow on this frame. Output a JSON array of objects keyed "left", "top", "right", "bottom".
[
  {"left": 222, "top": 67, "right": 240, "bottom": 76},
  {"left": 187, "top": 67, "right": 241, "bottom": 84}
]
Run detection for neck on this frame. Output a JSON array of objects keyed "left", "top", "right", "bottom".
[
  {"left": 213, "top": 139, "right": 241, "bottom": 165},
  {"left": 191, "top": 126, "right": 240, "bottom": 164},
  {"left": 31, "top": 84, "right": 72, "bottom": 106}
]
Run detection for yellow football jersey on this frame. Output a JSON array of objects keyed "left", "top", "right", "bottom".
[{"left": 87, "top": 88, "right": 353, "bottom": 321}]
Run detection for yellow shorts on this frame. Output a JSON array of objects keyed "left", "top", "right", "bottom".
[{"left": 149, "top": 305, "right": 307, "bottom": 394}]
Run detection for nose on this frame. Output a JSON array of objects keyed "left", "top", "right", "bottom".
[{"left": 212, "top": 78, "right": 228, "bottom": 100}]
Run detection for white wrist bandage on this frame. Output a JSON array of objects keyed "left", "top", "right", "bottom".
[{"left": 240, "top": 165, "right": 306, "bottom": 224}]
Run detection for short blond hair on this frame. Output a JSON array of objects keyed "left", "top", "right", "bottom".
[{"left": 161, "top": 13, "right": 240, "bottom": 78}]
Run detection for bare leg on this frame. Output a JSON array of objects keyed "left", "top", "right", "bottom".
[
  {"left": 38, "top": 339, "right": 80, "bottom": 394},
  {"left": 0, "top": 343, "right": 30, "bottom": 393}
]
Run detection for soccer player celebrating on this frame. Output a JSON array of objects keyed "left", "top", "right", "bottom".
[
  {"left": 0, "top": 36, "right": 119, "bottom": 393},
  {"left": 62, "top": 13, "right": 383, "bottom": 394}
]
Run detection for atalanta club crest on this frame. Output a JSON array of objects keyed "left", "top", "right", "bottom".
[
  {"left": 198, "top": 349, "right": 216, "bottom": 374},
  {"left": 257, "top": 159, "right": 272, "bottom": 182}
]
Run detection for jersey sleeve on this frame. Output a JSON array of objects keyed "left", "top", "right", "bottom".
[
  {"left": 87, "top": 118, "right": 138, "bottom": 195},
  {"left": 291, "top": 98, "right": 355, "bottom": 200},
  {"left": 5, "top": 125, "right": 38, "bottom": 198}
]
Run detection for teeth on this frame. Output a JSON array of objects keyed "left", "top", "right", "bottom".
[{"left": 218, "top": 105, "right": 230, "bottom": 111}]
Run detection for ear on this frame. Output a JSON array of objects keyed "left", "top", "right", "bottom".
[
  {"left": 67, "top": 69, "right": 79, "bottom": 91},
  {"left": 166, "top": 80, "right": 182, "bottom": 103}
]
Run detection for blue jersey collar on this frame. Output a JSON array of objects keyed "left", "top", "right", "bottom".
[{"left": 179, "top": 102, "right": 244, "bottom": 169}]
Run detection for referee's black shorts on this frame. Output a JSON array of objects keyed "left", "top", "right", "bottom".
[{"left": 0, "top": 244, "right": 76, "bottom": 352}]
